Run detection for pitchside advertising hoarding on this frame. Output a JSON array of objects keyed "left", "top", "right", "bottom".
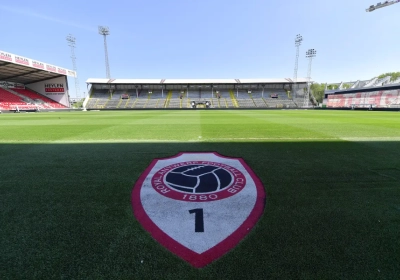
[
  {"left": 0, "top": 50, "right": 76, "bottom": 77},
  {"left": 27, "top": 77, "right": 69, "bottom": 107}
]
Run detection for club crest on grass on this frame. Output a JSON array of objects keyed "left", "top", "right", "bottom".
[{"left": 131, "top": 152, "right": 266, "bottom": 268}]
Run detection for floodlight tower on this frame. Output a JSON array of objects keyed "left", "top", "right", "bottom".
[
  {"left": 366, "top": 0, "right": 400, "bottom": 12},
  {"left": 304, "top": 49, "right": 317, "bottom": 107},
  {"left": 293, "top": 34, "right": 303, "bottom": 99},
  {"left": 66, "top": 34, "right": 81, "bottom": 98},
  {"left": 98, "top": 26, "right": 111, "bottom": 79}
]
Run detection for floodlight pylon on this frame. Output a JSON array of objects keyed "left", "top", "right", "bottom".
[
  {"left": 304, "top": 49, "right": 317, "bottom": 107},
  {"left": 293, "top": 34, "right": 303, "bottom": 99},
  {"left": 66, "top": 34, "right": 81, "bottom": 98},
  {"left": 98, "top": 26, "right": 111, "bottom": 79}
]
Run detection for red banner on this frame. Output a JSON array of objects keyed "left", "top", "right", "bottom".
[
  {"left": 0, "top": 52, "right": 12, "bottom": 62},
  {"left": 32, "top": 61, "right": 45, "bottom": 69},
  {"left": 15, "top": 57, "right": 29, "bottom": 65},
  {"left": 45, "top": 88, "right": 64, "bottom": 93}
]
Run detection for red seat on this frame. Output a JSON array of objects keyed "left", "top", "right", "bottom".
[
  {"left": 0, "top": 88, "right": 27, "bottom": 109},
  {"left": 12, "top": 88, "right": 67, "bottom": 109}
]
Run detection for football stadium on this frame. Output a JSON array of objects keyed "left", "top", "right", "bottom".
[{"left": 1, "top": 1, "right": 400, "bottom": 279}]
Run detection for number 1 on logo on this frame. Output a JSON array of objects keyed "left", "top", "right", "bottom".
[{"left": 189, "top": 208, "right": 204, "bottom": 232}]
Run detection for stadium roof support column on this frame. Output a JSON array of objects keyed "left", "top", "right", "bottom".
[
  {"left": 293, "top": 34, "right": 303, "bottom": 99},
  {"left": 98, "top": 26, "right": 111, "bottom": 79},
  {"left": 304, "top": 49, "right": 317, "bottom": 107}
]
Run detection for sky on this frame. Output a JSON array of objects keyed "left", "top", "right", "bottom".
[{"left": 1, "top": 0, "right": 399, "bottom": 98}]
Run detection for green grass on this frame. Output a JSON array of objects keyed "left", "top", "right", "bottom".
[{"left": 1, "top": 110, "right": 400, "bottom": 279}]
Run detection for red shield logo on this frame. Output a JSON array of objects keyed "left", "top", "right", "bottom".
[{"left": 131, "top": 152, "right": 266, "bottom": 268}]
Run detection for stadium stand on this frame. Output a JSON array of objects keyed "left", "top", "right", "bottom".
[
  {"left": 11, "top": 88, "right": 66, "bottom": 108},
  {"left": 324, "top": 74, "right": 400, "bottom": 108},
  {"left": 84, "top": 79, "right": 309, "bottom": 109},
  {"left": 0, "top": 50, "right": 75, "bottom": 110},
  {"left": 0, "top": 87, "right": 66, "bottom": 110},
  {"left": 327, "top": 90, "right": 400, "bottom": 108}
]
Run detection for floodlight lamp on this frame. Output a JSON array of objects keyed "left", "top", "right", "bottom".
[
  {"left": 98, "top": 26, "right": 110, "bottom": 35},
  {"left": 66, "top": 34, "right": 76, "bottom": 43},
  {"left": 306, "top": 49, "right": 317, "bottom": 58},
  {"left": 295, "top": 34, "right": 303, "bottom": 46}
]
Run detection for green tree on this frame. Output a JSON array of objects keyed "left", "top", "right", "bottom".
[
  {"left": 377, "top": 72, "right": 400, "bottom": 81},
  {"left": 310, "top": 83, "right": 326, "bottom": 103}
]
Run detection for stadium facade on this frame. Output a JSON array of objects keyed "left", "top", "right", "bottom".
[
  {"left": 0, "top": 50, "right": 75, "bottom": 111},
  {"left": 84, "top": 78, "right": 309, "bottom": 109}
]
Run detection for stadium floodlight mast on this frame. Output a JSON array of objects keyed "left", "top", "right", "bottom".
[
  {"left": 98, "top": 26, "right": 111, "bottom": 79},
  {"left": 66, "top": 34, "right": 81, "bottom": 98},
  {"left": 366, "top": 0, "right": 400, "bottom": 12},
  {"left": 304, "top": 49, "right": 317, "bottom": 107},
  {"left": 293, "top": 34, "right": 303, "bottom": 99}
]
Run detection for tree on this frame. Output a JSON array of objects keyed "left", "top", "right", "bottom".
[
  {"left": 310, "top": 83, "right": 326, "bottom": 103},
  {"left": 377, "top": 72, "right": 400, "bottom": 82}
]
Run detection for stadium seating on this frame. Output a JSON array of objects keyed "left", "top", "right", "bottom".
[
  {"left": 200, "top": 91, "right": 213, "bottom": 100},
  {"left": 236, "top": 99, "right": 256, "bottom": 107},
  {"left": 253, "top": 99, "right": 268, "bottom": 107},
  {"left": 248, "top": 91, "right": 268, "bottom": 108},
  {"left": 86, "top": 90, "right": 110, "bottom": 109},
  {"left": 327, "top": 90, "right": 400, "bottom": 108},
  {"left": 210, "top": 98, "right": 219, "bottom": 108},
  {"left": 104, "top": 100, "right": 121, "bottom": 108},
  {"left": 0, "top": 88, "right": 27, "bottom": 110},
  {"left": 10, "top": 88, "right": 66, "bottom": 109},
  {"left": 124, "top": 98, "right": 136, "bottom": 108},
  {"left": 83, "top": 87, "right": 304, "bottom": 110},
  {"left": 265, "top": 99, "right": 296, "bottom": 108},
  {"left": 130, "top": 91, "right": 154, "bottom": 108},
  {"left": 111, "top": 90, "right": 125, "bottom": 99},
  {"left": 92, "top": 90, "right": 110, "bottom": 98},
  {"left": 165, "top": 91, "right": 184, "bottom": 108},
  {"left": 233, "top": 89, "right": 297, "bottom": 108},
  {"left": 147, "top": 91, "right": 167, "bottom": 108}
]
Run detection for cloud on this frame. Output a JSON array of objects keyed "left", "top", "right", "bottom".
[{"left": 0, "top": 5, "right": 97, "bottom": 32}]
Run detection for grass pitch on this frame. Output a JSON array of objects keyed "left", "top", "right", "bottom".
[{"left": 1, "top": 110, "right": 400, "bottom": 279}]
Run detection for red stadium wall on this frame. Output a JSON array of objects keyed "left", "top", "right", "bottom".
[{"left": 327, "top": 90, "right": 400, "bottom": 108}]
